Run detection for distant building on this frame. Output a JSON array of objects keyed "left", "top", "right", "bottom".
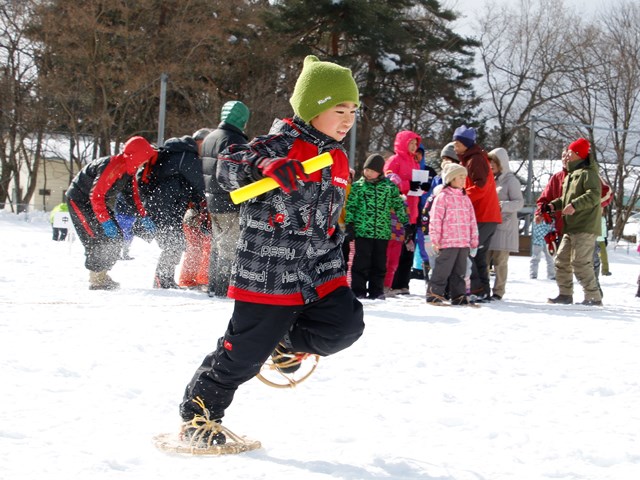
[{"left": 6, "top": 134, "right": 103, "bottom": 212}]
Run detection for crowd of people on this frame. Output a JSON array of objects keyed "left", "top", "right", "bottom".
[
  {"left": 61, "top": 89, "right": 635, "bottom": 305},
  {"left": 59, "top": 54, "right": 639, "bottom": 449}
]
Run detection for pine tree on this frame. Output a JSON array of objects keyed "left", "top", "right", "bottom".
[{"left": 263, "top": 0, "right": 481, "bottom": 168}]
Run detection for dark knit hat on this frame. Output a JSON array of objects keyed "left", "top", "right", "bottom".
[
  {"left": 363, "top": 154, "right": 385, "bottom": 174},
  {"left": 220, "top": 101, "right": 250, "bottom": 131},
  {"left": 568, "top": 137, "right": 590, "bottom": 159},
  {"left": 289, "top": 55, "right": 360, "bottom": 123},
  {"left": 440, "top": 142, "right": 457, "bottom": 161},
  {"left": 453, "top": 125, "right": 476, "bottom": 149}
]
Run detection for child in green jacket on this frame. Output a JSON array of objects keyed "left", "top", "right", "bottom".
[{"left": 345, "top": 154, "right": 408, "bottom": 299}]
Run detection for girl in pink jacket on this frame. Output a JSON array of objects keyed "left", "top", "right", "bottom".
[{"left": 426, "top": 163, "right": 479, "bottom": 305}]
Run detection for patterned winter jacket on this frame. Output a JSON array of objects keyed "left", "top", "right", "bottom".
[
  {"left": 216, "top": 116, "right": 351, "bottom": 306},
  {"left": 429, "top": 186, "right": 479, "bottom": 250},
  {"left": 345, "top": 177, "right": 408, "bottom": 240}
]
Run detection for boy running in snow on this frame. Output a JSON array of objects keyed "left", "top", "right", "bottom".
[
  {"left": 426, "top": 163, "right": 479, "bottom": 305},
  {"left": 179, "top": 56, "right": 365, "bottom": 446},
  {"left": 345, "top": 154, "right": 408, "bottom": 300}
]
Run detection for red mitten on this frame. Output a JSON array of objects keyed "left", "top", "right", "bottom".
[{"left": 544, "top": 231, "right": 559, "bottom": 256}]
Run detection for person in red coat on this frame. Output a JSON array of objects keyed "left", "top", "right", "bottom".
[
  {"left": 535, "top": 150, "right": 568, "bottom": 236},
  {"left": 452, "top": 125, "right": 502, "bottom": 302},
  {"left": 66, "top": 136, "right": 158, "bottom": 290}
]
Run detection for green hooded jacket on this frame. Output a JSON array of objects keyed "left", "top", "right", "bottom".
[
  {"left": 550, "top": 158, "right": 602, "bottom": 236},
  {"left": 345, "top": 177, "right": 408, "bottom": 239}
]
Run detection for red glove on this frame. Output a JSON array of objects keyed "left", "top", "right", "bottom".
[
  {"left": 544, "top": 231, "right": 559, "bottom": 256},
  {"left": 541, "top": 211, "right": 554, "bottom": 224},
  {"left": 258, "top": 158, "right": 309, "bottom": 193}
]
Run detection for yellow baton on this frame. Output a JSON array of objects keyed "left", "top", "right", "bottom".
[{"left": 229, "top": 152, "right": 334, "bottom": 204}]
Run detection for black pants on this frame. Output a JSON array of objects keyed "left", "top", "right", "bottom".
[
  {"left": 52, "top": 227, "right": 68, "bottom": 241},
  {"left": 470, "top": 222, "right": 497, "bottom": 296},
  {"left": 391, "top": 242, "right": 414, "bottom": 290},
  {"left": 180, "top": 286, "right": 365, "bottom": 421},
  {"left": 351, "top": 237, "right": 388, "bottom": 298},
  {"left": 67, "top": 199, "right": 122, "bottom": 272}
]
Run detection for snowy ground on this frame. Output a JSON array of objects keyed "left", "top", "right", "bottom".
[{"left": 1, "top": 210, "right": 639, "bottom": 480}]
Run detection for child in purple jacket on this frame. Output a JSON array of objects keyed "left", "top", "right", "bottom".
[{"left": 426, "top": 163, "right": 479, "bottom": 305}]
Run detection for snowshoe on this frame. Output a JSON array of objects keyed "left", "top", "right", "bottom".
[
  {"left": 256, "top": 344, "right": 320, "bottom": 389},
  {"left": 153, "top": 398, "right": 260, "bottom": 456}
]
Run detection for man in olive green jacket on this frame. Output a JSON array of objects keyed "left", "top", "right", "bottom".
[{"left": 545, "top": 138, "right": 603, "bottom": 305}]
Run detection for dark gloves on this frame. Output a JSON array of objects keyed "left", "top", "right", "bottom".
[
  {"left": 257, "top": 157, "right": 309, "bottom": 194},
  {"left": 420, "top": 182, "right": 431, "bottom": 192},
  {"left": 404, "top": 223, "right": 416, "bottom": 244},
  {"left": 345, "top": 223, "right": 356, "bottom": 242},
  {"left": 409, "top": 180, "right": 421, "bottom": 192},
  {"left": 101, "top": 219, "right": 118, "bottom": 238}
]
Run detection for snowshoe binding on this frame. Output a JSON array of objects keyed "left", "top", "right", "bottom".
[{"left": 255, "top": 343, "right": 320, "bottom": 389}]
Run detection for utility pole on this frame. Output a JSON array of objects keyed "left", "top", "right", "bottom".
[{"left": 157, "top": 73, "right": 168, "bottom": 146}]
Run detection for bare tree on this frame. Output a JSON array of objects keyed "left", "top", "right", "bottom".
[
  {"left": 593, "top": 2, "right": 640, "bottom": 239},
  {"left": 0, "top": 0, "right": 46, "bottom": 212},
  {"left": 550, "top": 1, "right": 640, "bottom": 240},
  {"left": 478, "top": 0, "right": 584, "bottom": 155}
]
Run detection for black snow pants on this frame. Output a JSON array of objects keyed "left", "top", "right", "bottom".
[
  {"left": 67, "top": 198, "right": 123, "bottom": 272},
  {"left": 180, "top": 286, "right": 365, "bottom": 421}
]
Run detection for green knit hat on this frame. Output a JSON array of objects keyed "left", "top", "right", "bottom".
[
  {"left": 289, "top": 55, "right": 360, "bottom": 123},
  {"left": 220, "top": 101, "right": 250, "bottom": 131}
]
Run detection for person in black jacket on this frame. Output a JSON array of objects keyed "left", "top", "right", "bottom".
[
  {"left": 66, "top": 136, "right": 157, "bottom": 290},
  {"left": 201, "top": 101, "right": 250, "bottom": 297},
  {"left": 137, "top": 136, "right": 207, "bottom": 288}
]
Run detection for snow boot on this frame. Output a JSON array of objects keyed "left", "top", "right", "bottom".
[
  {"left": 581, "top": 299, "right": 603, "bottom": 306},
  {"left": 271, "top": 343, "right": 302, "bottom": 374},
  {"left": 451, "top": 295, "right": 471, "bottom": 306},
  {"left": 153, "top": 272, "right": 179, "bottom": 289},
  {"left": 180, "top": 398, "right": 226, "bottom": 447},
  {"left": 89, "top": 271, "right": 120, "bottom": 290},
  {"left": 547, "top": 294, "right": 573, "bottom": 304},
  {"left": 181, "top": 418, "right": 226, "bottom": 447}
]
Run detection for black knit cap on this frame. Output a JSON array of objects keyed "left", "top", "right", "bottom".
[{"left": 363, "top": 154, "right": 385, "bottom": 174}]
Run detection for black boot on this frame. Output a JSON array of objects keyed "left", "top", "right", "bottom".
[
  {"left": 154, "top": 270, "right": 178, "bottom": 289},
  {"left": 422, "top": 261, "right": 430, "bottom": 283},
  {"left": 271, "top": 343, "right": 302, "bottom": 374},
  {"left": 548, "top": 294, "right": 573, "bottom": 304}
]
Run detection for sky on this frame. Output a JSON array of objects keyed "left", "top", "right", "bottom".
[
  {"left": 1, "top": 211, "right": 640, "bottom": 480},
  {"left": 447, "top": 0, "right": 605, "bottom": 34}
]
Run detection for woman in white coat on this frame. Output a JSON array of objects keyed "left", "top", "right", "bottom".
[{"left": 487, "top": 148, "right": 524, "bottom": 299}]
